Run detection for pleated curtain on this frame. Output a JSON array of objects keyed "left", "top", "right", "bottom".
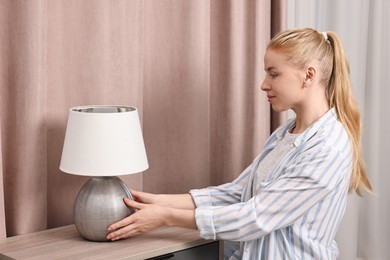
[{"left": 0, "top": 0, "right": 286, "bottom": 238}]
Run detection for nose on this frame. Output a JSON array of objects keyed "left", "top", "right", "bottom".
[{"left": 261, "top": 78, "right": 270, "bottom": 92}]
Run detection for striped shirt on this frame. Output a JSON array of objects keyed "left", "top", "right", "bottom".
[{"left": 190, "top": 108, "right": 352, "bottom": 259}]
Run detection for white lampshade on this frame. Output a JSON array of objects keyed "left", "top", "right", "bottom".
[{"left": 60, "top": 105, "right": 149, "bottom": 176}]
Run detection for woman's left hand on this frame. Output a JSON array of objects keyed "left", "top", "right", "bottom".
[{"left": 107, "top": 197, "right": 167, "bottom": 241}]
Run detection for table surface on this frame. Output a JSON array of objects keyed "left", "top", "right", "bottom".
[{"left": 0, "top": 225, "right": 214, "bottom": 260}]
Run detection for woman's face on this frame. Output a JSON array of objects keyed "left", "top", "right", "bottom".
[{"left": 261, "top": 49, "right": 307, "bottom": 112}]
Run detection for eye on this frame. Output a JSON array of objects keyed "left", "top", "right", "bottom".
[{"left": 269, "top": 72, "right": 277, "bottom": 78}]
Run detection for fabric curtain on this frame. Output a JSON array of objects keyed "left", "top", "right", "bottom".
[
  {"left": 0, "top": 125, "right": 5, "bottom": 238},
  {"left": 0, "top": 0, "right": 285, "bottom": 238},
  {"left": 288, "top": 0, "right": 390, "bottom": 259}
]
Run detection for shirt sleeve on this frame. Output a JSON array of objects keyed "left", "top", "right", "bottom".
[{"left": 193, "top": 142, "right": 351, "bottom": 241}]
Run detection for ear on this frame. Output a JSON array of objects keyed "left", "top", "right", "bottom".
[{"left": 303, "top": 66, "right": 316, "bottom": 86}]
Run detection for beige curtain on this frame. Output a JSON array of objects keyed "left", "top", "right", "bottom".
[{"left": 0, "top": 0, "right": 285, "bottom": 238}]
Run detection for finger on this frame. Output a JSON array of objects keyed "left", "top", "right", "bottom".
[
  {"left": 107, "top": 215, "right": 134, "bottom": 232},
  {"left": 123, "top": 197, "right": 144, "bottom": 209},
  {"left": 107, "top": 220, "right": 143, "bottom": 241},
  {"left": 108, "top": 228, "right": 141, "bottom": 241},
  {"left": 107, "top": 223, "right": 141, "bottom": 241},
  {"left": 129, "top": 189, "right": 141, "bottom": 198},
  {"left": 130, "top": 190, "right": 148, "bottom": 203}
]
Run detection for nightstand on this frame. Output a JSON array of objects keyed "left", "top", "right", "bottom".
[{"left": 0, "top": 225, "right": 222, "bottom": 259}]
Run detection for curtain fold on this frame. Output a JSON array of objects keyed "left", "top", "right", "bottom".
[
  {"left": 209, "top": 0, "right": 272, "bottom": 185},
  {"left": 0, "top": 0, "right": 283, "bottom": 238},
  {"left": 358, "top": 1, "right": 390, "bottom": 258},
  {"left": 270, "top": 0, "right": 288, "bottom": 131},
  {"left": 142, "top": 0, "right": 212, "bottom": 193},
  {"left": 0, "top": 124, "right": 5, "bottom": 240},
  {"left": 0, "top": 0, "right": 48, "bottom": 236}
]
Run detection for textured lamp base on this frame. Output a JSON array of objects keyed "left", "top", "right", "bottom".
[{"left": 74, "top": 176, "right": 134, "bottom": 242}]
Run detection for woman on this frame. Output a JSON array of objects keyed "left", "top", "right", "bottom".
[{"left": 107, "top": 28, "right": 372, "bottom": 259}]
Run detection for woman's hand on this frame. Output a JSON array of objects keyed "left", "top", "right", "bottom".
[
  {"left": 131, "top": 190, "right": 196, "bottom": 210},
  {"left": 107, "top": 198, "right": 166, "bottom": 241},
  {"left": 130, "top": 190, "right": 157, "bottom": 205},
  {"left": 107, "top": 196, "right": 198, "bottom": 241}
]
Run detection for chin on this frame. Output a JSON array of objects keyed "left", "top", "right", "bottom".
[{"left": 271, "top": 105, "right": 288, "bottom": 113}]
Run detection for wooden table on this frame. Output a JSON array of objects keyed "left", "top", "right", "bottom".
[{"left": 0, "top": 225, "right": 221, "bottom": 259}]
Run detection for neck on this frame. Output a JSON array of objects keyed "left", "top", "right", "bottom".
[{"left": 291, "top": 102, "right": 330, "bottom": 134}]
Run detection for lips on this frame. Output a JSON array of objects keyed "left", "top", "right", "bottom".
[{"left": 267, "top": 95, "right": 276, "bottom": 102}]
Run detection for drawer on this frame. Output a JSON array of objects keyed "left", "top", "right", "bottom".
[{"left": 146, "top": 241, "right": 220, "bottom": 260}]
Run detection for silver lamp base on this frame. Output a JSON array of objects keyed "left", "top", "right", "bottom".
[{"left": 73, "top": 176, "right": 134, "bottom": 242}]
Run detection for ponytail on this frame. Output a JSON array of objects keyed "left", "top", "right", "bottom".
[{"left": 326, "top": 32, "right": 372, "bottom": 195}]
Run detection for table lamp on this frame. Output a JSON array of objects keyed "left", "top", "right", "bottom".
[{"left": 59, "top": 105, "right": 149, "bottom": 242}]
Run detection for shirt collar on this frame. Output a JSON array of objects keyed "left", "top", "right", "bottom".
[{"left": 275, "top": 108, "right": 337, "bottom": 147}]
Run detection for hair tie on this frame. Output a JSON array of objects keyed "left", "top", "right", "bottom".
[{"left": 321, "top": 31, "right": 328, "bottom": 41}]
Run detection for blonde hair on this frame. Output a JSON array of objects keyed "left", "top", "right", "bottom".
[{"left": 268, "top": 28, "right": 372, "bottom": 196}]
